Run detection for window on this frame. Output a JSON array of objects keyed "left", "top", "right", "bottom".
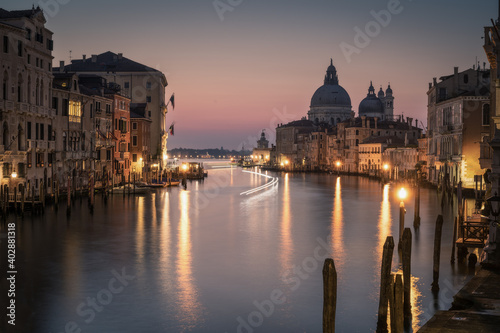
[
  {"left": 132, "top": 122, "right": 137, "bottom": 130},
  {"left": 48, "top": 125, "right": 52, "bottom": 141},
  {"left": 132, "top": 154, "right": 137, "bottom": 162},
  {"left": 35, "top": 123, "right": 39, "bottom": 140},
  {"left": 483, "top": 104, "right": 491, "bottom": 126},
  {"left": 52, "top": 97, "right": 58, "bottom": 114},
  {"left": 17, "top": 40, "right": 22, "bottom": 56},
  {"left": 40, "top": 124, "right": 44, "bottom": 140},
  {"left": 132, "top": 135, "right": 138, "bottom": 146},
  {"left": 62, "top": 99, "right": 69, "bottom": 116},
  {"left": 3, "top": 36, "right": 8, "bottom": 53},
  {"left": 47, "top": 39, "right": 53, "bottom": 51},
  {"left": 69, "top": 100, "right": 81, "bottom": 122},
  {"left": 124, "top": 82, "right": 129, "bottom": 89},
  {"left": 27, "top": 54, "right": 30, "bottom": 64},
  {"left": 106, "top": 149, "right": 111, "bottom": 161},
  {"left": 36, "top": 152, "right": 44, "bottom": 167},
  {"left": 464, "top": 74, "right": 469, "bottom": 84},
  {"left": 148, "top": 110, "right": 151, "bottom": 117},
  {"left": 27, "top": 122, "right": 32, "bottom": 140},
  {"left": 26, "top": 28, "right": 31, "bottom": 40},
  {"left": 106, "top": 104, "right": 111, "bottom": 114},
  {"left": 48, "top": 152, "right": 53, "bottom": 167},
  {"left": 146, "top": 96, "right": 151, "bottom": 103},
  {"left": 36, "top": 57, "right": 39, "bottom": 67},
  {"left": 146, "top": 81, "right": 152, "bottom": 89}
]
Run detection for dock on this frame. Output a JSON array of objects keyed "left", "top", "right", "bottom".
[{"left": 418, "top": 268, "right": 500, "bottom": 332}]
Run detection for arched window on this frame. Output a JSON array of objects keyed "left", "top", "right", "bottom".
[
  {"left": 483, "top": 104, "right": 490, "bottom": 126},
  {"left": 464, "top": 74, "right": 469, "bottom": 84}
]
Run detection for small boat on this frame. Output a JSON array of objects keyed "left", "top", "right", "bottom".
[{"left": 108, "top": 185, "right": 151, "bottom": 194}]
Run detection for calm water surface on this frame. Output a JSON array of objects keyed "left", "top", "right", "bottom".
[{"left": 1, "top": 162, "right": 476, "bottom": 332}]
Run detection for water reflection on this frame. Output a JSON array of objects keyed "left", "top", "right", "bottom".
[
  {"left": 176, "top": 190, "right": 202, "bottom": 328},
  {"left": 331, "top": 177, "right": 345, "bottom": 269},
  {"left": 280, "top": 173, "right": 292, "bottom": 274},
  {"left": 377, "top": 184, "right": 392, "bottom": 262},
  {"left": 159, "top": 191, "right": 172, "bottom": 294}
]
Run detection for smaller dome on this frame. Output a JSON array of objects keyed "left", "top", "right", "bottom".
[
  {"left": 359, "top": 81, "right": 384, "bottom": 116},
  {"left": 359, "top": 97, "right": 384, "bottom": 116},
  {"left": 378, "top": 87, "right": 384, "bottom": 98}
]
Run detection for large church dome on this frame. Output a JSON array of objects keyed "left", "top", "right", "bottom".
[
  {"left": 359, "top": 82, "right": 384, "bottom": 117},
  {"left": 310, "top": 85, "right": 351, "bottom": 108},
  {"left": 307, "top": 59, "right": 353, "bottom": 125},
  {"left": 310, "top": 59, "right": 351, "bottom": 108}
]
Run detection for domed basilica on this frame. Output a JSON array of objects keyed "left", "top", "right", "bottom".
[{"left": 307, "top": 60, "right": 394, "bottom": 124}]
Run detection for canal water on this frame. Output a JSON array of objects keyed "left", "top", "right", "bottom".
[{"left": 1, "top": 162, "right": 476, "bottom": 332}]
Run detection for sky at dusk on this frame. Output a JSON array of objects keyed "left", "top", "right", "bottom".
[{"left": 2, "top": 0, "right": 499, "bottom": 149}]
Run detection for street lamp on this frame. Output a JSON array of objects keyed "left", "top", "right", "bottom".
[
  {"left": 487, "top": 192, "right": 500, "bottom": 223},
  {"left": 398, "top": 187, "right": 407, "bottom": 248},
  {"left": 336, "top": 161, "right": 341, "bottom": 175}
]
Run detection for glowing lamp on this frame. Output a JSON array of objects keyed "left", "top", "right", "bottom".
[
  {"left": 336, "top": 161, "right": 341, "bottom": 167},
  {"left": 11, "top": 171, "right": 17, "bottom": 178},
  {"left": 383, "top": 164, "right": 389, "bottom": 171},
  {"left": 398, "top": 187, "right": 407, "bottom": 201},
  {"left": 284, "top": 160, "right": 289, "bottom": 165},
  {"left": 182, "top": 164, "right": 188, "bottom": 171}
]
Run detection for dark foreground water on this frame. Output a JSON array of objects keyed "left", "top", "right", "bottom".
[{"left": 1, "top": 163, "right": 477, "bottom": 332}]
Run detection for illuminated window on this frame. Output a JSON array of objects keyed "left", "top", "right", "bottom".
[{"left": 69, "top": 100, "right": 82, "bottom": 123}]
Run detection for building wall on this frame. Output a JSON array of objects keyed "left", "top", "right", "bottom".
[{"left": 0, "top": 11, "right": 55, "bottom": 193}]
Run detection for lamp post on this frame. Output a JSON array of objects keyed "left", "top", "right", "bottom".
[
  {"left": 398, "top": 187, "right": 407, "bottom": 249},
  {"left": 383, "top": 163, "right": 389, "bottom": 182},
  {"left": 336, "top": 161, "right": 341, "bottom": 176}
]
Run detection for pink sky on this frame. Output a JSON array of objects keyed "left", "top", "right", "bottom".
[{"left": 4, "top": 0, "right": 497, "bottom": 149}]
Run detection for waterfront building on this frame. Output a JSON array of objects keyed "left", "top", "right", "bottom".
[
  {"left": 252, "top": 130, "right": 271, "bottom": 165},
  {"left": 383, "top": 146, "right": 420, "bottom": 179},
  {"left": 426, "top": 66, "right": 490, "bottom": 188},
  {"left": 77, "top": 75, "right": 115, "bottom": 185},
  {"left": 130, "top": 103, "right": 151, "bottom": 181},
  {"left": 0, "top": 7, "right": 55, "bottom": 193},
  {"left": 358, "top": 137, "right": 404, "bottom": 176},
  {"left": 307, "top": 59, "right": 354, "bottom": 125},
  {"left": 52, "top": 73, "right": 97, "bottom": 191},
  {"left": 106, "top": 88, "right": 131, "bottom": 184},
  {"left": 275, "top": 118, "right": 314, "bottom": 167},
  {"left": 56, "top": 52, "right": 169, "bottom": 166}
]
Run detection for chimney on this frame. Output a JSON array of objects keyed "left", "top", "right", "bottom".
[
  {"left": 59, "top": 60, "right": 64, "bottom": 70},
  {"left": 433, "top": 77, "right": 437, "bottom": 86},
  {"left": 415, "top": 119, "right": 418, "bottom": 128},
  {"left": 82, "top": 54, "right": 86, "bottom": 60},
  {"left": 429, "top": 82, "right": 432, "bottom": 90},
  {"left": 118, "top": 53, "right": 123, "bottom": 60},
  {"left": 407, "top": 117, "right": 413, "bottom": 129},
  {"left": 91, "top": 54, "right": 97, "bottom": 63}
]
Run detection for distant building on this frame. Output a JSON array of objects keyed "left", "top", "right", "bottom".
[
  {"left": 55, "top": 51, "right": 169, "bottom": 164},
  {"left": 252, "top": 130, "right": 271, "bottom": 165},
  {"left": 308, "top": 59, "right": 354, "bottom": 126},
  {"left": 426, "top": 66, "right": 490, "bottom": 188}
]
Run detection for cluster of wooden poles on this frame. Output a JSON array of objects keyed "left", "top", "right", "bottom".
[{"left": 322, "top": 212, "right": 449, "bottom": 333}]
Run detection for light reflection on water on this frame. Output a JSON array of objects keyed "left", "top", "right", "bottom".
[{"left": 5, "top": 167, "right": 476, "bottom": 332}]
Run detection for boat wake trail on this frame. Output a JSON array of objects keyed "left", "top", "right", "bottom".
[{"left": 239, "top": 170, "right": 279, "bottom": 196}]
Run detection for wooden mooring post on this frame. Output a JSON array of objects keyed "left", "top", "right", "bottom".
[
  {"left": 55, "top": 179, "right": 59, "bottom": 208},
  {"left": 402, "top": 228, "right": 412, "bottom": 328},
  {"left": 90, "top": 175, "right": 95, "bottom": 214},
  {"left": 398, "top": 202, "right": 405, "bottom": 249},
  {"left": 389, "top": 274, "right": 404, "bottom": 333},
  {"left": 322, "top": 258, "right": 337, "bottom": 333},
  {"left": 67, "top": 176, "right": 71, "bottom": 217},
  {"left": 20, "top": 184, "right": 25, "bottom": 215},
  {"left": 413, "top": 185, "right": 420, "bottom": 228},
  {"left": 376, "top": 236, "right": 394, "bottom": 333},
  {"left": 431, "top": 215, "right": 444, "bottom": 292},
  {"left": 14, "top": 187, "right": 17, "bottom": 213}
]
